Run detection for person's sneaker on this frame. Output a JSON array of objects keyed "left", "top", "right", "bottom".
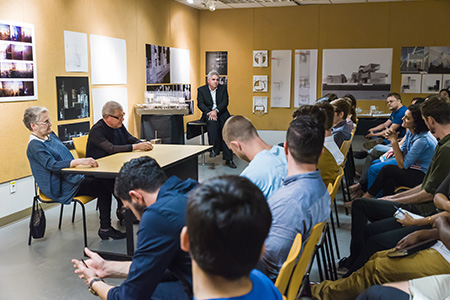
[
  {"left": 353, "top": 150, "right": 368, "bottom": 159},
  {"left": 363, "top": 138, "right": 383, "bottom": 150}
]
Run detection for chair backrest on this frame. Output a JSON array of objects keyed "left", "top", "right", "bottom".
[
  {"left": 328, "top": 167, "right": 344, "bottom": 204},
  {"left": 72, "top": 135, "right": 88, "bottom": 158},
  {"left": 286, "top": 221, "right": 326, "bottom": 300},
  {"left": 275, "top": 233, "right": 302, "bottom": 296},
  {"left": 339, "top": 140, "right": 351, "bottom": 158}
]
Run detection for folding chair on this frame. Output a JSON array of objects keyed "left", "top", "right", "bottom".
[
  {"left": 275, "top": 233, "right": 302, "bottom": 298},
  {"left": 327, "top": 167, "right": 345, "bottom": 259},
  {"left": 28, "top": 181, "right": 95, "bottom": 248}
]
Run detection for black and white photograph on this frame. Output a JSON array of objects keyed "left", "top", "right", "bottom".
[
  {"left": 322, "top": 48, "right": 392, "bottom": 100},
  {"left": 56, "top": 76, "right": 90, "bottom": 121},
  {"left": 205, "top": 51, "right": 227, "bottom": 75},
  {"left": 421, "top": 74, "right": 442, "bottom": 93},
  {"left": 428, "top": 46, "right": 450, "bottom": 74},
  {"left": 400, "top": 47, "right": 429, "bottom": 74},
  {"left": 146, "top": 44, "right": 170, "bottom": 84},
  {"left": 57, "top": 122, "right": 90, "bottom": 150}
]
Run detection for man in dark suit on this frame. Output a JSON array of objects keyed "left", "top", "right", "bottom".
[{"left": 197, "top": 70, "right": 236, "bottom": 168}]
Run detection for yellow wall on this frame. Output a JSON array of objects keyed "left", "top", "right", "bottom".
[
  {"left": 199, "top": 0, "right": 450, "bottom": 130},
  {"left": 0, "top": 0, "right": 200, "bottom": 183}
]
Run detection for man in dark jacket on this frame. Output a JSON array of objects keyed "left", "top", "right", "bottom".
[{"left": 197, "top": 70, "right": 236, "bottom": 168}]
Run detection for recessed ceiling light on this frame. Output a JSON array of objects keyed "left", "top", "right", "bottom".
[{"left": 187, "top": 0, "right": 194, "bottom": 4}]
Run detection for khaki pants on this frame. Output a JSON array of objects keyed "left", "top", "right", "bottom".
[{"left": 312, "top": 249, "right": 450, "bottom": 300}]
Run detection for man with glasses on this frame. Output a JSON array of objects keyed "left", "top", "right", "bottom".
[
  {"left": 86, "top": 101, "right": 153, "bottom": 232},
  {"left": 197, "top": 70, "right": 236, "bottom": 168}
]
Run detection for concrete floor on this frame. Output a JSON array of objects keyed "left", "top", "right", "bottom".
[{"left": 0, "top": 137, "right": 365, "bottom": 299}]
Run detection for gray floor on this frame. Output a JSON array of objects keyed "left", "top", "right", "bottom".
[{"left": 0, "top": 139, "right": 365, "bottom": 299}]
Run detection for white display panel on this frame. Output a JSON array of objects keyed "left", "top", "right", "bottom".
[
  {"left": 270, "top": 50, "right": 292, "bottom": 108},
  {"left": 64, "top": 31, "right": 88, "bottom": 72},
  {"left": 92, "top": 87, "right": 129, "bottom": 128},
  {"left": 170, "top": 47, "right": 190, "bottom": 84},
  {"left": 90, "top": 34, "right": 127, "bottom": 85},
  {"left": 401, "top": 74, "right": 421, "bottom": 94},
  {"left": 294, "top": 49, "right": 318, "bottom": 107}
]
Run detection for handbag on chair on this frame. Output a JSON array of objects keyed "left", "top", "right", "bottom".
[{"left": 29, "top": 195, "right": 46, "bottom": 239}]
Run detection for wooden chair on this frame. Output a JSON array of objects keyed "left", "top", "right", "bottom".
[
  {"left": 285, "top": 221, "right": 327, "bottom": 300},
  {"left": 72, "top": 134, "right": 88, "bottom": 159},
  {"left": 28, "top": 182, "right": 95, "bottom": 248},
  {"left": 275, "top": 233, "right": 302, "bottom": 298}
]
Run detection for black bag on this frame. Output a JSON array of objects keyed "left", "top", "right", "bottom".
[{"left": 30, "top": 195, "right": 46, "bottom": 239}]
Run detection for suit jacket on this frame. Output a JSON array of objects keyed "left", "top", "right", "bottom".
[{"left": 197, "top": 84, "right": 229, "bottom": 119}]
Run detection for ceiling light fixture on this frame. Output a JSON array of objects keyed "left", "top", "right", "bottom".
[
  {"left": 187, "top": 0, "right": 194, "bottom": 4},
  {"left": 201, "top": 0, "right": 216, "bottom": 12}
]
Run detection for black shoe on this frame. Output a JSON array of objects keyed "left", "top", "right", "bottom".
[
  {"left": 116, "top": 208, "right": 126, "bottom": 226},
  {"left": 98, "top": 227, "right": 126, "bottom": 240},
  {"left": 353, "top": 150, "right": 368, "bottom": 159},
  {"left": 209, "top": 150, "right": 217, "bottom": 158},
  {"left": 225, "top": 160, "right": 237, "bottom": 169}
]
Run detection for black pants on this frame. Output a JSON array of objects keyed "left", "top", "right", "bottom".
[
  {"left": 205, "top": 113, "right": 232, "bottom": 161},
  {"left": 77, "top": 177, "right": 114, "bottom": 229},
  {"left": 356, "top": 285, "right": 409, "bottom": 300},
  {"left": 368, "top": 164, "right": 425, "bottom": 197},
  {"left": 347, "top": 198, "right": 427, "bottom": 274}
]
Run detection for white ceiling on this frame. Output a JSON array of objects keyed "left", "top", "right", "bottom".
[{"left": 175, "top": 0, "right": 419, "bottom": 10}]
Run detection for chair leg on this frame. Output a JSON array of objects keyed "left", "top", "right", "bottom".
[
  {"left": 58, "top": 204, "right": 64, "bottom": 229},
  {"left": 323, "top": 233, "right": 333, "bottom": 280},
  {"left": 315, "top": 250, "right": 324, "bottom": 282},
  {"left": 329, "top": 212, "right": 340, "bottom": 259},
  {"left": 75, "top": 200, "right": 89, "bottom": 248},
  {"left": 326, "top": 226, "right": 338, "bottom": 280},
  {"left": 72, "top": 202, "right": 77, "bottom": 223},
  {"left": 334, "top": 199, "right": 340, "bottom": 228}
]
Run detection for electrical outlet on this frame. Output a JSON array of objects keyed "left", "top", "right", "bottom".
[{"left": 9, "top": 181, "right": 16, "bottom": 194}]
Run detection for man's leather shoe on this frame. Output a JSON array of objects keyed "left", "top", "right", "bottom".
[
  {"left": 353, "top": 150, "right": 368, "bottom": 159},
  {"left": 209, "top": 150, "right": 217, "bottom": 158},
  {"left": 98, "top": 227, "right": 126, "bottom": 240},
  {"left": 225, "top": 160, "right": 237, "bottom": 169}
]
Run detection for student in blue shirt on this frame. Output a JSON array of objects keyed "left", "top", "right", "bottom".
[{"left": 180, "top": 176, "right": 283, "bottom": 300}]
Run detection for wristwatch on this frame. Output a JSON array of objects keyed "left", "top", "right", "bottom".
[{"left": 88, "top": 277, "right": 104, "bottom": 296}]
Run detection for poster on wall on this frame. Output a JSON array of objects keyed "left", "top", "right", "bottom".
[
  {"left": 0, "top": 20, "right": 37, "bottom": 102},
  {"left": 400, "top": 47, "right": 428, "bottom": 74},
  {"left": 90, "top": 34, "right": 127, "bottom": 85},
  {"left": 56, "top": 76, "right": 90, "bottom": 121},
  {"left": 64, "top": 31, "right": 88, "bottom": 72},
  {"left": 421, "top": 74, "right": 442, "bottom": 93},
  {"left": 270, "top": 50, "right": 292, "bottom": 108},
  {"left": 253, "top": 75, "right": 268, "bottom": 92},
  {"left": 92, "top": 87, "right": 128, "bottom": 127},
  {"left": 205, "top": 51, "right": 227, "bottom": 76},
  {"left": 294, "top": 49, "right": 318, "bottom": 107},
  {"left": 146, "top": 44, "right": 170, "bottom": 84},
  {"left": 170, "top": 47, "right": 190, "bottom": 84},
  {"left": 146, "top": 84, "right": 191, "bottom": 100},
  {"left": 428, "top": 47, "right": 450, "bottom": 74},
  {"left": 322, "top": 48, "right": 392, "bottom": 100},
  {"left": 443, "top": 75, "right": 450, "bottom": 90},
  {"left": 253, "top": 50, "right": 268, "bottom": 67},
  {"left": 253, "top": 96, "right": 268, "bottom": 114},
  {"left": 401, "top": 74, "right": 421, "bottom": 94},
  {"left": 57, "top": 121, "right": 90, "bottom": 150}
]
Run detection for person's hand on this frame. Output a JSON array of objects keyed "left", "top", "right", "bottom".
[
  {"left": 433, "top": 215, "right": 450, "bottom": 230},
  {"left": 133, "top": 141, "right": 153, "bottom": 151},
  {"left": 73, "top": 248, "right": 109, "bottom": 278},
  {"left": 397, "top": 212, "right": 416, "bottom": 227},
  {"left": 72, "top": 258, "right": 99, "bottom": 287},
  {"left": 208, "top": 110, "right": 218, "bottom": 121},
  {"left": 71, "top": 158, "right": 98, "bottom": 168},
  {"left": 384, "top": 128, "right": 398, "bottom": 143},
  {"left": 396, "top": 231, "right": 423, "bottom": 250},
  {"left": 384, "top": 149, "right": 395, "bottom": 159},
  {"left": 365, "top": 130, "right": 375, "bottom": 138}
]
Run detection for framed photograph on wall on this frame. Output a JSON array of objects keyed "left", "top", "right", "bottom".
[
  {"left": 56, "top": 76, "right": 90, "bottom": 121},
  {"left": 146, "top": 44, "right": 170, "bottom": 84},
  {"left": 205, "top": 51, "right": 227, "bottom": 76},
  {"left": 0, "top": 20, "right": 37, "bottom": 102}
]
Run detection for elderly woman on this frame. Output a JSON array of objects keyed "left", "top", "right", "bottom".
[
  {"left": 24, "top": 107, "right": 125, "bottom": 240},
  {"left": 363, "top": 103, "right": 437, "bottom": 198}
]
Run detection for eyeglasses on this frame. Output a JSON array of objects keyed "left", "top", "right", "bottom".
[
  {"left": 108, "top": 113, "right": 124, "bottom": 120},
  {"left": 36, "top": 118, "right": 51, "bottom": 125}
]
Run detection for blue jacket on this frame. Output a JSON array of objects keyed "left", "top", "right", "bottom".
[{"left": 108, "top": 176, "right": 198, "bottom": 300}]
